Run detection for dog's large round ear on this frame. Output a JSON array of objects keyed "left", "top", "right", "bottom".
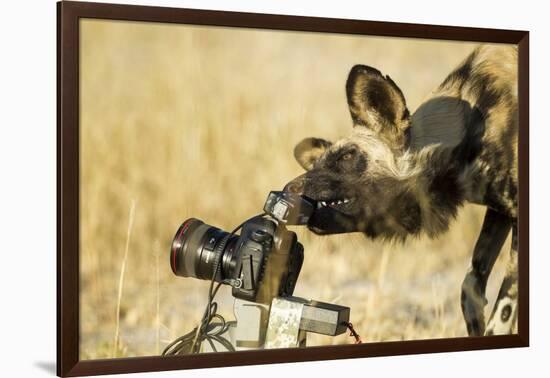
[
  {"left": 346, "top": 65, "right": 410, "bottom": 149},
  {"left": 294, "top": 137, "right": 332, "bottom": 171}
]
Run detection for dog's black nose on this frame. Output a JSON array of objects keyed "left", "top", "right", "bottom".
[{"left": 283, "top": 175, "right": 306, "bottom": 194}]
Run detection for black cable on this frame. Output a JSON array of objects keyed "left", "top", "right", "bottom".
[{"left": 162, "top": 213, "right": 266, "bottom": 356}]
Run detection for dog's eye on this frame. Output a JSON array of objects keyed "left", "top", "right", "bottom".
[{"left": 342, "top": 152, "right": 354, "bottom": 161}]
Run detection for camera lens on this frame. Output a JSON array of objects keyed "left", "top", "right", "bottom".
[{"left": 170, "top": 218, "right": 239, "bottom": 282}]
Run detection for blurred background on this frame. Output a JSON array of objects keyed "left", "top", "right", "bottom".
[{"left": 80, "top": 19, "right": 510, "bottom": 359}]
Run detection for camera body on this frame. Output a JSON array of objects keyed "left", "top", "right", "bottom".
[
  {"left": 228, "top": 216, "right": 303, "bottom": 302},
  {"left": 229, "top": 217, "right": 275, "bottom": 301},
  {"left": 170, "top": 191, "right": 314, "bottom": 303}
]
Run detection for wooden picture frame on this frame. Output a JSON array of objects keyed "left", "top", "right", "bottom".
[{"left": 58, "top": 1, "right": 529, "bottom": 376}]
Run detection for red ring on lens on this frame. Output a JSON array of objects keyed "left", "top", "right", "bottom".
[{"left": 170, "top": 219, "right": 197, "bottom": 274}]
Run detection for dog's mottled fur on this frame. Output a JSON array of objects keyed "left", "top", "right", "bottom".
[{"left": 284, "top": 45, "right": 518, "bottom": 336}]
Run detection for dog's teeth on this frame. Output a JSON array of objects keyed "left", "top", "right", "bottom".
[
  {"left": 321, "top": 201, "right": 327, "bottom": 207},
  {"left": 337, "top": 200, "right": 343, "bottom": 204}
]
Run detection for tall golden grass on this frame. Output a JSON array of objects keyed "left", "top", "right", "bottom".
[{"left": 79, "top": 19, "right": 511, "bottom": 359}]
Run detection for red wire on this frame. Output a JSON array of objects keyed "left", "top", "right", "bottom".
[{"left": 345, "top": 322, "right": 362, "bottom": 344}]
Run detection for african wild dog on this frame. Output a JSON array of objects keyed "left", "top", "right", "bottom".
[{"left": 284, "top": 45, "right": 518, "bottom": 336}]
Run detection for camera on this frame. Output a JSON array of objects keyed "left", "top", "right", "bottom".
[
  {"left": 170, "top": 192, "right": 314, "bottom": 302},
  {"left": 165, "top": 191, "right": 354, "bottom": 355}
]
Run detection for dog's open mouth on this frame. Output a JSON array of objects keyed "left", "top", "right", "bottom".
[
  {"left": 307, "top": 197, "right": 359, "bottom": 234},
  {"left": 315, "top": 197, "right": 354, "bottom": 210}
]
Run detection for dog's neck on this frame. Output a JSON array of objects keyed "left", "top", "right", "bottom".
[
  {"left": 414, "top": 145, "right": 469, "bottom": 238},
  {"left": 382, "top": 145, "right": 468, "bottom": 240},
  {"left": 351, "top": 127, "right": 473, "bottom": 240}
]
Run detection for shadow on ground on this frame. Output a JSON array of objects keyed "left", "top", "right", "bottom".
[{"left": 34, "top": 361, "right": 56, "bottom": 375}]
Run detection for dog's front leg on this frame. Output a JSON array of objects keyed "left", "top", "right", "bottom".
[
  {"left": 461, "top": 209, "right": 512, "bottom": 336},
  {"left": 485, "top": 224, "right": 518, "bottom": 335}
]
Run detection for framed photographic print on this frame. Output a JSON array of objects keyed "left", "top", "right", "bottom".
[{"left": 57, "top": 0, "right": 529, "bottom": 376}]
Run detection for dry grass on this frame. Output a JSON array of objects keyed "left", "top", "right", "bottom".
[
  {"left": 112, "top": 199, "right": 136, "bottom": 358},
  {"left": 79, "top": 19, "right": 511, "bottom": 359}
]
